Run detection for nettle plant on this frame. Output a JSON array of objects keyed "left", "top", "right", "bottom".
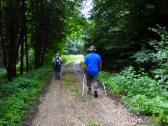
[{"left": 133, "top": 25, "right": 168, "bottom": 85}]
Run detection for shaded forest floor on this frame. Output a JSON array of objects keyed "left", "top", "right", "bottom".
[{"left": 23, "top": 63, "right": 150, "bottom": 126}]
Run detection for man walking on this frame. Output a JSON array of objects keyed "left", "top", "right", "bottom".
[
  {"left": 84, "top": 46, "right": 102, "bottom": 98},
  {"left": 53, "top": 53, "right": 62, "bottom": 80}
]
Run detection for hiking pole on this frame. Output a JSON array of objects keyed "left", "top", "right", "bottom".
[
  {"left": 82, "top": 73, "right": 85, "bottom": 97},
  {"left": 103, "top": 82, "right": 107, "bottom": 96},
  {"left": 100, "top": 71, "right": 107, "bottom": 96}
]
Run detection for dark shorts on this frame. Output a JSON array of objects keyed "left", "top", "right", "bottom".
[
  {"left": 86, "top": 73, "right": 98, "bottom": 88},
  {"left": 54, "top": 65, "right": 61, "bottom": 79}
]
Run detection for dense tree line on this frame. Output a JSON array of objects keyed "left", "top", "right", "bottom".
[
  {"left": 87, "top": 0, "right": 168, "bottom": 49},
  {"left": 64, "top": 4, "right": 86, "bottom": 54},
  {"left": 84, "top": 0, "right": 168, "bottom": 70},
  {"left": 2, "top": 0, "right": 168, "bottom": 79},
  {"left": 0, "top": 0, "right": 75, "bottom": 80},
  {"left": 82, "top": 2, "right": 168, "bottom": 124}
]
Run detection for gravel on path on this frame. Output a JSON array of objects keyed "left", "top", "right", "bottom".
[{"left": 29, "top": 63, "right": 150, "bottom": 126}]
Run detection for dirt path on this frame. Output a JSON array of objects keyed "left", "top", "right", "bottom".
[{"left": 30, "top": 63, "right": 150, "bottom": 126}]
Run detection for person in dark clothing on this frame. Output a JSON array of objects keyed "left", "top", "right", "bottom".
[
  {"left": 53, "top": 54, "right": 62, "bottom": 80},
  {"left": 84, "top": 46, "right": 102, "bottom": 98}
]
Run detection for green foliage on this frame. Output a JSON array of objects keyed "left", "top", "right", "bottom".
[
  {"left": 99, "top": 67, "right": 168, "bottom": 125},
  {"left": 133, "top": 26, "right": 168, "bottom": 84},
  {"left": 28, "top": 48, "right": 35, "bottom": 70},
  {"left": 62, "top": 55, "right": 84, "bottom": 64},
  {"left": 0, "top": 66, "right": 52, "bottom": 125},
  {"left": 86, "top": 122, "right": 101, "bottom": 126},
  {"left": 65, "top": 40, "right": 84, "bottom": 54},
  {"left": 85, "top": 0, "right": 168, "bottom": 51},
  {"left": 133, "top": 50, "right": 154, "bottom": 63},
  {"left": 100, "top": 67, "right": 162, "bottom": 96},
  {"left": 0, "top": 69, "right": 7, "bottom": 82},
  {"left": 63, "top": 2, "right": 86, "bottom": 55}
]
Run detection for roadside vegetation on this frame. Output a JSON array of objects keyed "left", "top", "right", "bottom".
[
  {"left": 0, "top": 0, "right": 83, "bottom": 124},
  {"left": 0, "top": 66, "right": 52, "bottom": 125},
  {"left": 99, "top": 26, "right": 168, "bottom": 125},
  {"left": 0, "top": 0, "right": 168, "bottom": 125},
  {"left": 99, "top": 67, "right": 167, "bottom": 125}
]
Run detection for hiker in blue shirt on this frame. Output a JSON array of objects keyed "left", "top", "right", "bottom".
[
  {"left": 53, "top": 53, "right": 62, "bottom": 80},
  {"left": 84, "top": 46, "right": 102, "bottom": 98}
]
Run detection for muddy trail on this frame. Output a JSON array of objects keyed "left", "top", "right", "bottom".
[{"left": 23, "top": 63, "right": 150, "bottom": 126}]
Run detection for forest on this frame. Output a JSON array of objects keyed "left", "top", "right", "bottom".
[{"left": 0, "top": 0, "right": 168, "bottom": 125}]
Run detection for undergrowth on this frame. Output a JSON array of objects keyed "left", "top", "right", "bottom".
[
  {"left": 99, "top": 66, "right": 168, "bottom": 125},
  {"left": 0, "top": 66, "right": 52, "bottom": 126}
]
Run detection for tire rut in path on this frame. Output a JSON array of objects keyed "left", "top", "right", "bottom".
[
  {"left": 31, "top": 77, "right": 65, "bottom": 126},
  {"left": 30, "top": 63, "right": 150, "bottom": 126}
]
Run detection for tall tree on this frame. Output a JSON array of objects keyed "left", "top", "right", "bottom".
[{"left": 87, "top": 0, "right": 168, "bottom": 50}]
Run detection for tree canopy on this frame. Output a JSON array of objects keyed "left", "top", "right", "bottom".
[
  {"left": 1, "top": 0, "right": 168, "bottom": 80},
  {"left": 0, "top": 0, "right": 78, "bottom": 80},
  {"left": 85, "top": 0, "right": 168, "bottom": 50}
]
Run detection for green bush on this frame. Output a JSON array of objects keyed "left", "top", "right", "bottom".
[
  {"left": 133, "top": 26, "right": 168, "bottom": 85},
  {"left": 62, "top": 55, "right": 84, "bottom": 64},
  {"left": 99, "top": 66, "right": 168, "bottom": 125},
  {"left": 100, "top": 67, "right": 163, "bottom": 96},
  {"left": 0, "top": 66, "right": 52, "bottom": 125}
]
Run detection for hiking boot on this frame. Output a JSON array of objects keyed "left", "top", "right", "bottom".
[
  {"left": 87, "top": 91, "right": 92, "bottom": 95},
  {"left": 87, "top": 88, "right": 91, "bottom": 95},
  {"left": 94, "top": 91, "right": 98, "bottom": 98}
]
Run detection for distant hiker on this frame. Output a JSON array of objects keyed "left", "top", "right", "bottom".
[
  {"left": 53, "top": 53, "right": 62, "bottom": 80},
  {"left": 84, "top": 45, "right": 102, "bottom": 98}
]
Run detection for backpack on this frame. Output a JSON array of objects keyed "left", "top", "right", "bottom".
[{"left": 54, "top": 56, "right": 61, "bottom": 66}]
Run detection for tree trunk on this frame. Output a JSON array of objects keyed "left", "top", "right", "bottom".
[
  {"left": 7, "top": 0, "right": 19, "bottom": 80},
  {"left": 0, "top": 0, "right": 8, "bottom": 72},
  {"left": 20, "top": 34, "right": 24, "bottom": 75},
  {"left": 35, "top": 4, "right": 50, "bottom": 68},
  {"left": 19, "top": 0, "right": 26, "bottom": 75},
  {"left": 25, "top": 30, "right": 29, "bottom": 72},
  {"left": 34, "top": 0, "right": 41, "bottom": 69}
]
